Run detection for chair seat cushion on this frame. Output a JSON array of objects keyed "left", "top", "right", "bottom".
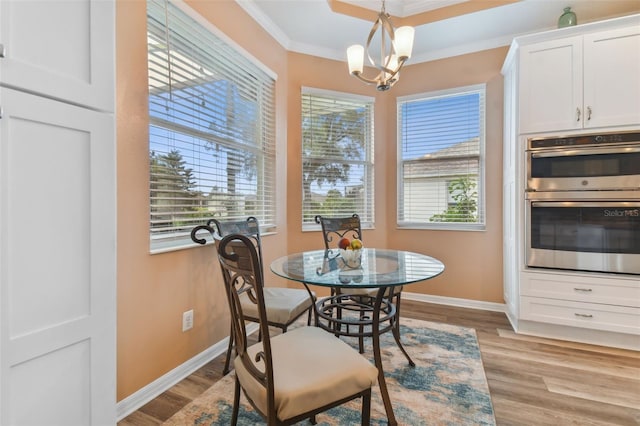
[
  {"left": 234, "top": 326, "right": 378, "bottom": 421},
  {"left": 240, "top": 287, "right": 314, "bottom": 325}
]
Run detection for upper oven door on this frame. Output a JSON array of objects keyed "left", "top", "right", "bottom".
[{"left": 527, "top": 145, "right": 640, "bottom": 192}]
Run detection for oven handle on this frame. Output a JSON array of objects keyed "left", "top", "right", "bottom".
[
  {"left": 530, "top": 201, "right": 640, "bottom": 208},
  {"left": 529, "top": 145, "right": 640, "bottom": 158}
]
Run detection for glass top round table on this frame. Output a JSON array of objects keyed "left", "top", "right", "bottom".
[
  {"left": 270, "top": 248, "right": 445, "bottom": 426},
  {"left": 270, "top": 248, "right": 445, "bottom": 289}
]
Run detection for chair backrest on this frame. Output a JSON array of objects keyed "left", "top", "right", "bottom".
[
  {"left": 191, "top": 216, "right": 263, "bottom": 263},
  {"left": 209, "top": 217, "right": 263, "bottom": 264},
  {"left": 214, "top": 234, "right": 275, "bottom": 413},
  {"left": 191, "top": 217, "right": 266, "bottom": 303},
  {"left": 315, "top": 214, "right": 362, "bottom": 250}
]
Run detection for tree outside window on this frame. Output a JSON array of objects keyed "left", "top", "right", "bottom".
[
  {"left": 301, "top": 89, "right": 374, "bottom": 228},
  {"left": 397, "top": 85, "right": 485, "bottom": 230},
  {"left": 147, "top": 0, "right": 275, "bottom": 250}
]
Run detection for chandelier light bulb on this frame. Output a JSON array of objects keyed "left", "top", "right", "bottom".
[
  {"left": 394, "top": 26, "right": 415, "bottom": 59},
  {"left": 347, "top": 44, "right": 365, "bottom": 74}
]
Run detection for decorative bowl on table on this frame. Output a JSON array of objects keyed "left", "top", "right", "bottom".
[{"left": 339, "top": 248, "right": 362, "bottom": 269}]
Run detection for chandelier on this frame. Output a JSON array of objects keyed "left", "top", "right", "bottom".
[{"left": 346, "top": 0, "right": 415, "bottom": 91}]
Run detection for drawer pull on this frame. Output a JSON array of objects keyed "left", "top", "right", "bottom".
[
  {"left": 574, "top": 313, "right": 593, "bottom": 318},
  {"left": 573, "top": 287, "right": 592, "bottom": 292}
]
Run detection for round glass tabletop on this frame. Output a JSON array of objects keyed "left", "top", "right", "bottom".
[{"left": 270, "top": 248, "right": 445, "bottom": 289}]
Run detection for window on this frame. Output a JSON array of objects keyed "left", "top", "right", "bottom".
[
  {"left": 147, "top": 0, "right": 276, "bottom": 251},
  {"left": 397, "top": 85, "right": 485, "bottom": 230},
  {"left": 301, "top": 88, "right": 374, "bottom": 229}
]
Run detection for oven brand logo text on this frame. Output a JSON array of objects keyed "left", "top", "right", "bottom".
[{"left": 603, "top": 209, "right": 639, "bottom": 217}]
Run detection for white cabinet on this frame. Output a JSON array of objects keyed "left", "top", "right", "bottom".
[
  {"left": 0, "top": 0, "right": 113, "bottom": 111},
  {"left": 0, "top": 1, "right": 116, "bottom": 424},
  {"left": 520, "top": 271, "right": 640, "bottom": 336},
  {"left": 502, "top": 14, "right": 640, "bottom": 349},
  {"left": 583, "top": 27, "right": 640, "bottom": 129},
  {"left": 519, "top": 36, "right": 582, "bottom": 133},
  {"left": 518, "top": 25, "right": 640, "bottom": 134}
]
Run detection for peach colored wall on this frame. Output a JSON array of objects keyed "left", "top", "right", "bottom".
[
  {"left": 116, "top": 0, "right": 507, "bottom": 403},
  {"left": 386, "top": 48, "right": 509, "bottom": 302},
  {"left": 116, "top": 0, "right": 289, "bottom": 401},
  {"left": 285, "top": 56, "right": 390, "bottom": 246},
  {"left": 284, "top": 48, "right": 508, "bottom": 303},
  {"left": 285, "top": 53, "right": 401, "bottom": 296}
]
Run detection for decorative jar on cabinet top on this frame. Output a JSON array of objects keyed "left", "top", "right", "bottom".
[{"left": 558, "top": 7, "right": 577, "bottom": 28}]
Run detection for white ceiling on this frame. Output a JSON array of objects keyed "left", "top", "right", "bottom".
[{"left": 237, "top": 0, "right": 640, "bottom": 64}]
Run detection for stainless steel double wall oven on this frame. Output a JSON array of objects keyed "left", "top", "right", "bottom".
[{"left": 525, "top": 131, "right": 640, "bottom": 275}]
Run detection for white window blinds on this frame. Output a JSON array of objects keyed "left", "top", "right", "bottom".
[
  {"left": 397, "top": 85, "right": 485, "bottom": 229},
  {"left": 301, "top": 88, "right": 375, "bottom": 228},
  {"left": 147, "top": 0, "right": 276, "bottom": 251}
]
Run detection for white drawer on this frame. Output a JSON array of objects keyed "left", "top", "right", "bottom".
[
  {"left": 520, "top": 296, "right": 640, "bottom": 335},
  {"left": 521, "top": 272, "right": 640, "bottom": 307}
]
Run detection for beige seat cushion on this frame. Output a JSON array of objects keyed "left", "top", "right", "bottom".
[
  {"left": 240, "top": 287, "right": 314, "bottom": 325},
  {"left": 235, "top": 326, "right": 378, "bottom": 421}
]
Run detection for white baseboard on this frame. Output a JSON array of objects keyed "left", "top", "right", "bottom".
[
  {"left": 116, "top": 323, "right": 259, "bottom": 421},
  {"left": 402, "top": 291, "right": 506, "bottom": 313},
  {"left": 116, "top": 296, "right": 502, "bottom": 420}
]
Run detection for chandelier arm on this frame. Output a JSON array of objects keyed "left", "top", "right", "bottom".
[
  {"left": 351, "top": 71, "right": 381, "bottom": 86},
  {"left": 379, "top": 13, "right": 396, "bottom": 67},
  {"left": 365, "top": 15, "right": 382, "bottom": 68},
  {"left": 381, "top": 56, "right": 408, "bottom": 79}
]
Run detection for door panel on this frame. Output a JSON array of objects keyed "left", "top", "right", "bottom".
[
  {"left": 0, "top": 0, "right": 114, "bottom": 111},
  {"left": 0, "top": 88, "right": 116, "bottom": 425},
  {"left": 519, "top": 36, "right": 583, "bottom": 133},
  {"left": 584, "top": 26, "right": 640, "bottom": 128}
]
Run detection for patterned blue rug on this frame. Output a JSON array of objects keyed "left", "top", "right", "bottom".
[{"left": 164, "top": 317, "right": 496, "bottom": 425}]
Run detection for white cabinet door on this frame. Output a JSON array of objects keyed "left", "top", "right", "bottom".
[
  {"left": 519, "top": 36, "right": 583, "bottom": 134},
  {"left": 0, "top": 0, "right": 114, "bottom": 112},
  {"left": 0, "top": 88, "right": 116, "bottom": 425},
  {"left": 583, "top": 26, "right": 640, "bottom": 128}
]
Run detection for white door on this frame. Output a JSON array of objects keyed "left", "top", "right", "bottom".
[
  {"left": 0, "top": 88, "right": 116, "bottom": 425},
  {"left": 583, "top": 26, "right": 640, "bottom": 129}
]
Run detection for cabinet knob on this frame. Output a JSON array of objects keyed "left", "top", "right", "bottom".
[
  {"left": 576, "top": 107, "right": 581, "bottom": 122},
  {"left": 574, "top": 313, "right": 593, "bottom": 318},
  {"left": 587, "top": 106, "right": 592, "bottom": 121},
  {"left": 573, "top": 287, "right": 592, "bottom": 292}
]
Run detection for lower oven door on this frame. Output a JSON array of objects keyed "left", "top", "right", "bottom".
[{"left": 526, "top": 200, "right": 640, "bottom": 275}]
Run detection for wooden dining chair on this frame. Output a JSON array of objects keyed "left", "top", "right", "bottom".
[
  {"left": 191, "top": 217, "right": 315, "bottom": 375},
  {"left": 315, "top": 213, "right": 406, "bottom": 356},
  {"left": 215, "top": 233, "right": 378, "bottom": 426}
]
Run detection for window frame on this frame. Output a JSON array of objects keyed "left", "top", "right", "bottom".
[
  {"left": 147, "top": 0, "right": 277, "bottom": 253},
  {"left": 300, "top": 87, "right": 375, "bottom": 231},
  {"left": 396, "top": 84, "right": 486, "bottom": 231}
]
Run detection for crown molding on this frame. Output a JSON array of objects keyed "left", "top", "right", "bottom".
[{"left": 235, "top": 0, "right": 292, "bottom": 50}]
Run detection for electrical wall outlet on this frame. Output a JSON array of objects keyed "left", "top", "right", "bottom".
[{"left": 182, "top": 309, "right": 194, "bottom": 332}]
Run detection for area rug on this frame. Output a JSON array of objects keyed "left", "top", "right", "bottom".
[{"left": 164, "top": 318, "right": 496, "bottom": 425}]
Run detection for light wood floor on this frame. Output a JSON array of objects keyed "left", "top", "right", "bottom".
[{"left": 118, "top": 301, "right": 640, "bottom": 425}]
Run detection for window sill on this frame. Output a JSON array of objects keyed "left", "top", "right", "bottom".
[{"left": 396, "top": 222, "right": 486, "bottom": 232}]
